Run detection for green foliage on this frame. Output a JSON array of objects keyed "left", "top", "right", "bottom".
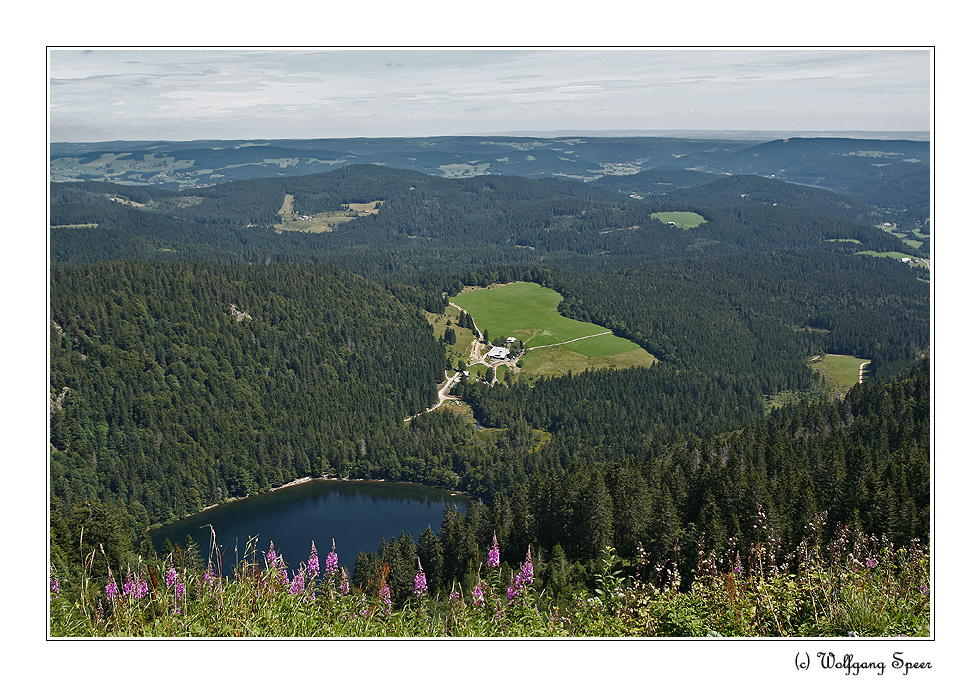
[
  {"left": 50, "top": 261, "right": 446, "bottom": 528},
  {"left": 49, "top": 521, "right": 928, "bottom": 637},
  {"left": 48, "top": 148, "right": 930, "bottom": 639}
]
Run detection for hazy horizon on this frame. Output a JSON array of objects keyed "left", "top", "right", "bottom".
[
  {"left": 49, "top": 49, "right": 932, "bottom": 143},
  {"left": 50, "top": 128, "right": 932, "bottom": 146}
]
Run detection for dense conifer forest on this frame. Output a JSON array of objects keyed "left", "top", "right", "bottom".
[{"left": 49, "top": 154, "right": 930, "bottom": 631}]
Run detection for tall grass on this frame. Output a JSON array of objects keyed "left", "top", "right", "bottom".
[{"left": 49, "top": 514, "right": 929, "bottom": 638}]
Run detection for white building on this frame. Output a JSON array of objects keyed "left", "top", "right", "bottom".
[{"left": 487, "top": 346, "right": 510, "bottom": 360}]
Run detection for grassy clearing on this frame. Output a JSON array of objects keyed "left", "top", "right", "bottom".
[
  {"left": 452, "top": 282, "right": 605, "bottom": 348},
  {"left": 811, "top": 354, "right": 871, "bottom": 395},
  {"left": 858, "top": 250, "right": 929, "bottom": 269},
  {"left": 561, "top": 332, "right": 640, "bottom": 358},
  {"left": 451, "top": 282, "right": 656, "bottom": 378},
  {"left": 651, "top": 211, "right": 706, "bottom": 229},
  {"left": 439, "top": 162, "right": 491, "bottom": 177},
  {"left": 521, "top": 345, "right": 655, "bottom": 378},
  {"left": 276, "top": 198, "right": 383, "bottom": 234}
]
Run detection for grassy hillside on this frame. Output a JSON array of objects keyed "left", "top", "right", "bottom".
[{"left": 449, "top": 282, "right": 655, "bottom": 378}]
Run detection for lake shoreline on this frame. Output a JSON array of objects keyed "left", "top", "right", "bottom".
[{"left": 150, "top": 475, "right": 474, "bottom": 534}]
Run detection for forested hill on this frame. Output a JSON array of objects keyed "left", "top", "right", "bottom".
[
  {"left": 698, "top": 137, "right": 930, "bottom": 219},
  {"left": 49, "top": 262, "right": 446, "bottom": 525},
  {"left": 50, "top": 135, "right": 928, "bottom": 219},
  {"left": 405, "top": 358, "right": 931, "bottom": 606},
  {"left": 48, "top": 134, "right": 931, "bottom": 626},
  {"left": 50, "top": 163, "right": 920, "bottom": 274}
]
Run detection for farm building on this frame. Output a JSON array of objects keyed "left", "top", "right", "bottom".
[{"left": 487, "top": 346, "right": 510, "bottom": 360}]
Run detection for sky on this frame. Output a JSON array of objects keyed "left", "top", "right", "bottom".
[{"left": 48, "top": 48, "right": 932, "bottom": 142}]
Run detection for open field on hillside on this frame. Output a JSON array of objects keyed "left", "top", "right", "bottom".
[
  {"left": 876, "top": 222, "right": 929, "bottom": 251},
  {"left": 858, "top": 250, "right": 930, "bottom": 269},
  {"left": 521, "top": 346, "right": 655, "bottom": 377},
  {"left": 450, "top": 282, "right": 656, "bottom": 377},
  {"left": 49, "top": 152, "right": 197, "bottom": 183},
  {"left": 439, "top": 162, "right": 491, "bottom": 177},
  {"left": 651, "top": 211, "right": 706, "bottom": 229},
  {"left": 812, "top": 353, "right": 871, "bottom": 395},
  {"left": 276, "top": 197, "right": 383, "bottom": 233},
  {"left": 452, "top": 282, "right": 607, "bottom": 347}
]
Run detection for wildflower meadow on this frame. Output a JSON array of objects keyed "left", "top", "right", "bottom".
[{"left": 49, "top": 514, "right": 929, "bottom": 638}]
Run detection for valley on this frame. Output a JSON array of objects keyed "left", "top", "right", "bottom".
[{"left": 48, "top": 133, "right": 931, "bottom": 638}]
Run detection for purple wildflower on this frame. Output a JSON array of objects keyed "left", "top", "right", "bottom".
[
  {"left": 135, "top": 578, "right": 148, "bottom": 599},
  {"left": 339, "top": 568, "right": 350, "bottom": 595},
  {"left": 165, "top": 565, "right": 177, "bottom": 589},
  {"left": 472, "top": 582, "right": 485, "bottom": 607},
  {"left": 175, "top": 579, "right": 186, "bottom": 599},
  {"left": 266, "top": 542, "right": 278, "bottom": 568},
  {"left": 49, "top": 568, "right": 60, "bottom": 599},
  {"left": 307, "top": 542, "right": 320, "bottom": 579},
  {"left": 106, "top": 577, "right": 119, "bottom": 603},
  {"left": 865, "top": 557, "right": 878, "bottom": 570},
  {"left": 518, "top": 547, "right": 534, "bottom": 586},
  {"left": 920, "top": 584, "right": 929, "bottom": 597},
  {"left": 123, "top": 571, "right": 136, "bottom": 598},
  {"left": 325, "top": 539, "right": 339, "bottom": 576},
  {"left": 507, "top": 547, "right": 534, "bottom": 602},
  {"left": 380, "top": 582, "right": 392, "bottom": 614},
  {"left": 290, "top": 571, "right": 306, "bottom": 595},
  {"left": 203, "top": 562, "right": 216, "bottom": 588},
  {"left": 414, "top": 559, "right": 428, "bottom": 599},
  {"left": 488, "top": 532, "right": 500, "bottom": 568}
]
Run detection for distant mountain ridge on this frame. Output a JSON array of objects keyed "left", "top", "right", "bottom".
[{"left": 50, "top": 134, "right": 929, "bottom": 218}]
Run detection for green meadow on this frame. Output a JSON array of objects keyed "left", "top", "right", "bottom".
[
  {"left": 651, "top": 211, "right": 706, "bottom": 229},
  {"left": 812, "top": 353, "right": 871, "bottom": 395},
  {"left": 450, "top": 282, "right": 655, "bottom": 377}
]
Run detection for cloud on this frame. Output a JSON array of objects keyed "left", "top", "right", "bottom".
[{"left": 48, "top": 48, "right": 931, "bottom": 141}]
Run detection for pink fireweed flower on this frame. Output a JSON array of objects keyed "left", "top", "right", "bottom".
[
  {"left": 135, "top": 577, "right": 148, "bottom": 599},
  {"left": 472, "top": 582, "right": 485, "bottom": 607},
  {"left": 487, "top": 532, "right": 500, "bottom": 568},
  {"left": 203, "top": 562, "right": 216, "bottom": 588},
  {"left": 518, "top": 547, "right": 534, "bottom": 586},
  {"left": 325, "top": 539, "right": 339, "bottom": 576},
  {"left": 507, "top": 547, "right": 534, "bottom": 601},
  {"left": 49, "top": 567, "right": 60, "bottom": 599},
  {"left": 380, "top": 583, "right": 392, "bottom": 614},
  {"left": 266, "top": 542, "right": 278, "bottom": 568},
  {"left": 123, "top": 570, "right": 136, "bottom": 598},
  {"left": 307, "top": 542, "right": 320, "bottom": 579},
  {"left": 165, "top": 565, "right": 177, "bottom": 589},
  {"left": 175, "top": 579, "right": 186, "bottom": 599},
  {"left": 106, "top": 577, "right": 119, "bottom": 603},
  {"left": 865, "top": 557, "right": 878, "bottom": 570},
  {"left": 414, "top": 559, "right": 428, "bottom": 599},
  {"left": 339, "top": 568, "right": 350, "bottom": 595},
  {"left": 290, "top": 571, "right": 306, "bottom": 595}
]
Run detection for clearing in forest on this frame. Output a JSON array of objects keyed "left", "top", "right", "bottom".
[
  {"left": 651, "top": 211, "right": 706, "bottom": 229},
  {"left": 450, "top": 282, "right": 656, "bottom": 377},
  {"left": 811, "top": 353, "right": 871, "bottom": 395},
  {"left": 276, "top": 197, "right": 383, "bottom": 233}
]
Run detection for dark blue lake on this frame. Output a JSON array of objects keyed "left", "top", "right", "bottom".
[{"left": 150, "top": 480, "right": 470, "bottom": 574}]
